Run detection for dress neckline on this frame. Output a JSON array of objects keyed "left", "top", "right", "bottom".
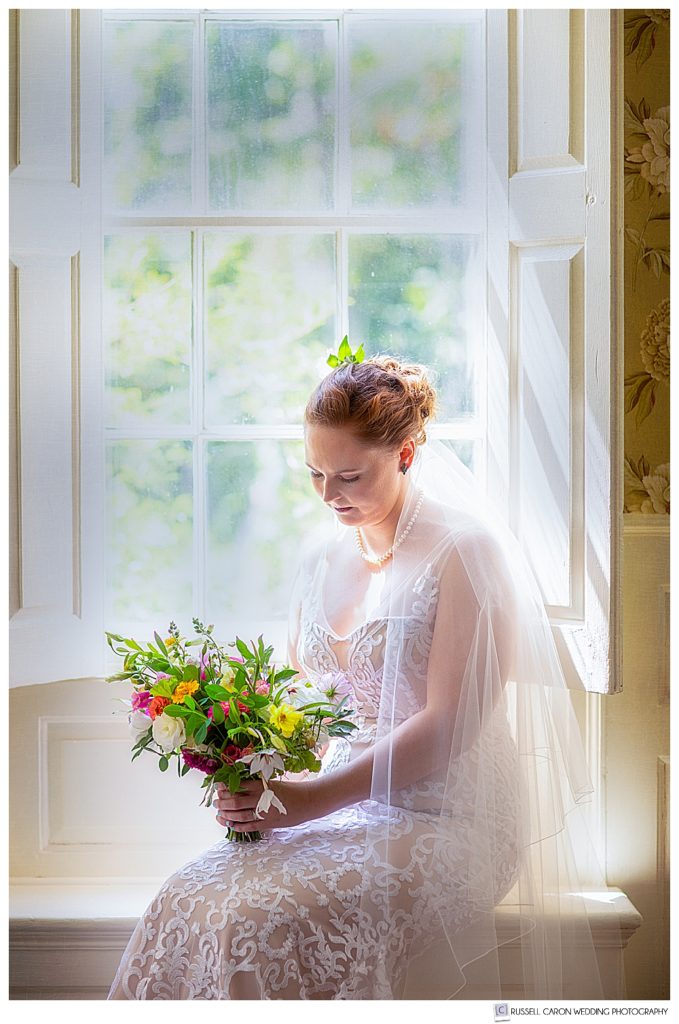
[
  {"left": 309, "top": 552, "right": 438, "bottom": 642},
  {"left": 317, "top": 616, "right": 388, "bottom": 644}
]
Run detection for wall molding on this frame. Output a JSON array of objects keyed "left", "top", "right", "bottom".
[
  {"left": 71, "top": 251, "right": 82, "bottom": 617},
  {"left": 623, "top": 513, "right": 670, "bottom": 535},
  {"left": 9, "top": 261, "right": 23, "bottom": 617},
  {"left": 585, "top": 691, "right": 606, "bottom": 874},
  {"left": 71, "top": 10, "right": 81, "bottom": 187},
  {"left": 656, "top": 755, "right": 669, "bottom": 999},
  {"left": 10, "top": 9, "right": 20, "bottom": 171}
]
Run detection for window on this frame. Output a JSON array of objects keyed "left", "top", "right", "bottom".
[
  {"left": 9, "top": 9, "right": 622, "bottom": 696},
  {"left": 101, "top": 9, "right": 486, "bottom": 648}
]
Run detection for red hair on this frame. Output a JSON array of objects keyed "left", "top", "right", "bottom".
[{"left": 304, "top": 355, "right": 437, "bottom": 450}]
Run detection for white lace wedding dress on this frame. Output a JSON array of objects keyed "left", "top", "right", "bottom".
[{"left": 108, "top": 557, "right": 521, "bottom": 1000}]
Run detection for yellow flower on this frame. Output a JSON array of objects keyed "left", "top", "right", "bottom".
[
  {"left": 165, "top": 637, "right": 177, "bottom": 647},
  {"left": 172, "top": 680, "right": 199, "bottom": 704},
  {"left": 269, "top": 703, "right": 304, "bottom": 738}
]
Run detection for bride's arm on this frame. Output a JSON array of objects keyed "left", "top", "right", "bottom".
[
  {"left": 310, "top": 708, "right": 441, "bottom": 816},
  {"left": 285, "top": 567, "right": 331, "bottom": 769},
  {"left": 309, "top": 534, "right": 516, "bottom": 818}
]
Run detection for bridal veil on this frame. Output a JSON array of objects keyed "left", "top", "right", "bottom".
[{"left": 303, "top": 437, "right": 625, "bottom": 1000}]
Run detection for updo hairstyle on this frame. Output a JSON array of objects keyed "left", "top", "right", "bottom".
[{"left": 304, "top": 354, "right": 437, "bottom": 450}]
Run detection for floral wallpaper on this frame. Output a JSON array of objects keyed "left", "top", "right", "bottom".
[{"left": 623, "top": 10, "right": 670, "bottom": 514}]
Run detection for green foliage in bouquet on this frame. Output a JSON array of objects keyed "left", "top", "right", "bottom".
[{"left": 106, "top": 618, "right": 357, "bottom": 841}]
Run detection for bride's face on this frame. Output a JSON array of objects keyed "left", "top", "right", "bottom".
[{"left": 304, "top": 423, "right": 405, "bottom": 527}]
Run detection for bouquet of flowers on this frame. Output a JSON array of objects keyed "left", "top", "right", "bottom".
[{"left": 106, "top": 618, "right": 357, "bottom": 842}]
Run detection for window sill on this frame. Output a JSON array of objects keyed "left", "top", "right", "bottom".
[{"left": 9, "top": 879, "right": 642, "bottom": 1000}]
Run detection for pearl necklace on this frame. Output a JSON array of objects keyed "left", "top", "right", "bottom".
[{"left": 355, "top": 488, "right": 425, "bottom": 567}]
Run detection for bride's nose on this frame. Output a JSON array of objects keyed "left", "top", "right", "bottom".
[{"left": 321, "top": 479, "right": 341, "bottom": 504}]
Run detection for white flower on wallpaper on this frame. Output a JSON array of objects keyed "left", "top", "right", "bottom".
[
  {"left": 625, "top": 455, "right": 670, "bottom": 515},
  {"left": 640, "top": 297, "right": 670, "bottom": 381},
  {"left": 624, "top": 99, "right": 670, "bottom": 285},
  {"left": 626, "top": 104, "right": 670, "bottom": 195},
  {"left": 624, "top": 298, "right": 670, "bottom": 427}
]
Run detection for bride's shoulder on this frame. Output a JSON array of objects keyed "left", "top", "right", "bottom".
[
  {"left": 421, "top": 496, "right": 509, "bottom": 583},
  {"left": 422, "top": 495, "right": 495, "bottom": 547}
]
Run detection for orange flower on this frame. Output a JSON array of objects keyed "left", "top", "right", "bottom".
[{"left": 149, "top": 696, "right": 171, "bottom": 720}]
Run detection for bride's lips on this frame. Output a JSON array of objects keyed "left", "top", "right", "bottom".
[{"left": 332, "top": 506, "right": 354, "bottom": 514}]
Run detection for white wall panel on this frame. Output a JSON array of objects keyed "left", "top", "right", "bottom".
[
  {"left": 511, "top": 9, "right": 583, "bottom": 173},
  {"left": 15, "top": 9, "right": 75, "bottom": 183},
  {"left": 13, "top": 256, "right": 77, "bottom": 614},
  {"left": 10, "top": 680, "right": 224, "bottom": 877},
  {"left": 41, "top": 716, "right": 217, "bottom": 850},
  {"left": 516, "top": 245, "right": 583, "bottom": 609}
]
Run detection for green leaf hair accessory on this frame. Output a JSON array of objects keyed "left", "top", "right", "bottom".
[{"left": 326, "top": 335, "right": 365, "bottom": 369}]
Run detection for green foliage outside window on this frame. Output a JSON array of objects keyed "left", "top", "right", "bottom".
[{"left": 103, "top": 12, "right": 483, "bottom": 635}]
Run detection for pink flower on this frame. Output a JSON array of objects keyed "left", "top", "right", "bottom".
[
  {"left": 131, "top": 691, "right": 152, "bottom": 715},
  {"left": 255, "top": 680, "right": 270, "bottom": 695},
  {"left": 319, "top": 671, "right": 354, "bottom": 702},
  {"left": 181, "top": 748, "right": 220, "bottom": 774},
  {"left": 207, "top": 701, "right": 230, "bottom": 721}
]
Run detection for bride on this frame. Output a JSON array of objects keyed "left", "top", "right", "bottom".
[{"left": 108, "top": 350, "right": 624, "bottom": 1000}]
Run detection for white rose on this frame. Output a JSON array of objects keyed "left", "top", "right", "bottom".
[
  {"left": 129, "top": 709, "right": 152, "bottom": 743},
  {"left": 152, "top": 712, "right": 186, "bottom": 753}
]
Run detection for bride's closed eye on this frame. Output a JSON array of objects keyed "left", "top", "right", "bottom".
[{"left": 309, "top": 471, "right": 360, "bottom": 483}]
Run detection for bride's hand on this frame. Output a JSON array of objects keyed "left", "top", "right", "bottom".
[{"left": 214, "top": 777, "right": 319, "bottom": 834}]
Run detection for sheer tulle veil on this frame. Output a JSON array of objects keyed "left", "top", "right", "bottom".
[{"left": 307, "top": 436, "right": 626, "bottom": 999}]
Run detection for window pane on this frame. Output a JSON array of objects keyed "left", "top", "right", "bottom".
[
  {"left": 349, "top": 18, "right": 477, "bottom": 209},
  {"left": 207, "top": 21, "right": 337, "bottom": 211},
  {"left": 104, "top": 19, "right": 193, "bottom": 212},
  {"left": 106, "top": 441, "right": 193, "bottom": 632},
  {"left": 204, "top": 232, "right": 336, "bottom": 425},
  {"left": 348, "top": 235, "right": 481, "bottom": 420},
  {"left": 104, "top": 233, "right": 192, "bottom": 428},
  {"left": 206, "top": 441, "right": 328, "bottom": 624},
  {"left": 439, "top": 438, "right": 478, "bottom": 475}
]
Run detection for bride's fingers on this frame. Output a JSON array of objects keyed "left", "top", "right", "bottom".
[
  {"left": 218, "top": 808, "right": 256, "bottom": 823},
  {"left": 214, "top": 796, "right": 260, "bottom": 813},
  {"left": 216, "top": 812, "right": 263, "bottom": 832}
]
